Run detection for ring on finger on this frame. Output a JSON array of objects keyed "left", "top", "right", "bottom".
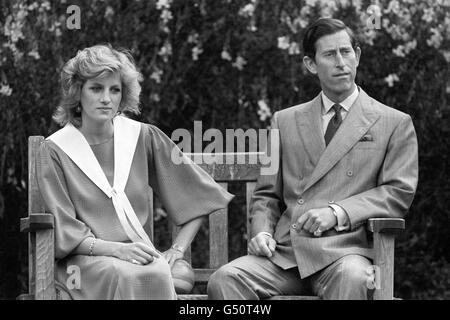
[
  {"left": 131, "top": 258, "right": 140, "bottom": 265},
  {"left": 313, "top": 228, "right": 322, "bottom": 237}
]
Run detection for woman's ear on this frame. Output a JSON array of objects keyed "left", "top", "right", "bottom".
[{"left": 303, "top": 55, "right": 317, "bottom": 75}]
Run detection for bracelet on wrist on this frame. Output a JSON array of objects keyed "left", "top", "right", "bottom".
[
  {"left": 89, "top": 237, "right": 97, "bottom": 256},
  {"left": 171, "top": 243, "right": 185, "bottom": 254}
]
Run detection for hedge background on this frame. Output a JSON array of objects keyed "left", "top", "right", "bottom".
[{"left": 0, "top": 0, "right": 449, "bottom": 299}]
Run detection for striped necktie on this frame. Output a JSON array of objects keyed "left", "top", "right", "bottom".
[{"left": 324, "top": 104, "right": 342, "bottom": 146}]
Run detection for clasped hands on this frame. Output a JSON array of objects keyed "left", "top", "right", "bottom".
[
  {"left": 113, "top": 242, "right": 183, "bottom": 267},
  {"left": 248, "top": 207, "right": 337, "bottom": 257}
]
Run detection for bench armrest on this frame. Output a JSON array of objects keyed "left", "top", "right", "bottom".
[
  {"left": 367, "top": 218, "right": 405, "bottom": 234},
  {"left": 20, "top": 213, "right": 54, "bottom": 233}
]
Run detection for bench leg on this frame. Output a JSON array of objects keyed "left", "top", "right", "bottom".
[
  {"left": 372, "top": 232, "right": 395, "bottom": 300},
  {"left": 30, "top": 229, "right": 56, "bottom": 300}
]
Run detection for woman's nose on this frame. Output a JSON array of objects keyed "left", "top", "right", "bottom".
[{"left": 101, "top": 91, "right": 111, "bottom": 103}]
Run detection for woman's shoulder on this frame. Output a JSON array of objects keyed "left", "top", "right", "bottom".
[
  {"left": 38, "top": 132, "right": 68, "bottom": 163},
  {"left": 139, "top": 121, "right": 177, "bottom": 155},
  {"left": 140, "top": 121, "right": 171, "bottom": 140},
  {"left": 116, "top": 115, "right": 161, "bottom": 137}
]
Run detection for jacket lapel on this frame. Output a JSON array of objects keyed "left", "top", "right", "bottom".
[
  {"left": 302, "top": 89, "right": 380, "bottom": 193},
  {"left": 295, "top": 94, "right": 326, "bottom": 169}
]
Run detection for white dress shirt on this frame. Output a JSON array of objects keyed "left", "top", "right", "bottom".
[{"left": 321, "top": 86, "right": 359, "bottom": 134}]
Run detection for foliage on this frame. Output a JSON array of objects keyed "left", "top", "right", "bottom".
[{"left": 0, "top": 0, "right": 449, "bottom": 299}]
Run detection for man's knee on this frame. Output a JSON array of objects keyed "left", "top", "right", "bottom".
[
  {"left": 339, "top": 255, "right": 372, "bottom": 288},
  {"left": 207, "top": 264, "right": 241, "bottom": 297}
]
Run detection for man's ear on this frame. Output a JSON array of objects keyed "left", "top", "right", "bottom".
[
  {"left": 303, "top": 55, "right": 317, "bottom": 75},
  {"left": 355, "top": 46, "right": 361, "bottom": 67}
]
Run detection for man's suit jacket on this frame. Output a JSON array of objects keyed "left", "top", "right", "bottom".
[{"left": 249, "top": 88, "right": 418, "bottom": 278}]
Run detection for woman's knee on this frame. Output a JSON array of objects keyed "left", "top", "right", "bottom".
[
  {"left": 114, "top": 257, "right": 172, "bottom": 282},
  {"left": 152, "top": 257, "right": 172, "bottom": 278}
]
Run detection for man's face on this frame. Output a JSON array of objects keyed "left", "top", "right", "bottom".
[{"left": 303, "top": 30, "right": 361, "bottom": 101}]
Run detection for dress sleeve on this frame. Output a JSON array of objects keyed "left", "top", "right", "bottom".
[
  {"left": 146, "top": 124, "right": 234, "bottom": 226},
  {"left": 36, "top": 141, "right": 94, "bottom": 259}
]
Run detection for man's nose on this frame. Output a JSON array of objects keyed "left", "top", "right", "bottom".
[{"left": 335, "top": 52, "right": 345, "bottom": 67}]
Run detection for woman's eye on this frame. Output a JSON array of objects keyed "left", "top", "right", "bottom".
[
  {"left": 112, "top": 88, "right": 121, "bottom": 93},
  {"left": 90, "top": 87, "right": 101, "bottom": 92}
]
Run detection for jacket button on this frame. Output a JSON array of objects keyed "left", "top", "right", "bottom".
[
  {"left": 297, "top": 198, "right": 305, "bottom": 205},
  {"left": 347, "top": 170, "right": 353, "bottom": 177},
  {"left": 328, "top": 200, "right": 335, "bottom": 204}
]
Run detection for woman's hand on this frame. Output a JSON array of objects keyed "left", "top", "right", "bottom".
[
  {"left": 112, "top": 242, "right": 161, "bottom": 265},
  {"left": 164, "top": 216, "right": 205, "bottom": 268},
  {"left": 162, "top": 248, "right": 184, "bottom": 268}
]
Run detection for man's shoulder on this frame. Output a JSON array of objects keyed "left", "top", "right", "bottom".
[
  {"left": 275, "top": 98, "right": 317, "bottom": 119},
  {"left": 364, "top": 93, "right": 411, "bottom": 122}
]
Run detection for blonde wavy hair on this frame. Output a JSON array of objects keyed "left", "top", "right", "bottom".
[{"left": 53, "top": 44, "right": 143, "bottom": 127}]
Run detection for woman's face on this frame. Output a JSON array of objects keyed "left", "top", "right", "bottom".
[{"left": 79, "top": 71, "right": 122, "bottom": 126}]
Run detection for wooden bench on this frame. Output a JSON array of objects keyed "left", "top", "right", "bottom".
[{"left": 19, "top": 136, "right": 405, "bottom": 300}]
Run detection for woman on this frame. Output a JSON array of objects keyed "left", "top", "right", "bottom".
[{"left": 36, "top": 44, "right": 234, "bottom": 299}]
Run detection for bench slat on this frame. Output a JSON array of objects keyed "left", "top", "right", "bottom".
[
  {"left": 209, "top": 182, "right": 228, "bottom": 268},
  {"left": 246, "top": 182, "right": 257, "bottom": 246},
  {"left": 197, "top": 163, "right": 260, "bottom": 181},
  {"left": 193, "top": 268, "right": 216, "bottom": 283}
]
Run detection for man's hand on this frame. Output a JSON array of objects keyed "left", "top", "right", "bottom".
[
  {"left": 294, "top": 207, "right": 337, "bottom": 236},
  {"left": 248, "top": 233, "right": 277, "bottom": 257}
]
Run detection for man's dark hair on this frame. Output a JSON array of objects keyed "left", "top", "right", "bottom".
[{"left": 303, "top": 18, "right": 359, "bottom": 60}]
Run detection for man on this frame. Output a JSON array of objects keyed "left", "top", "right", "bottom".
[{"left": 207, "top": 18, "right": 418, "bottom": 300}]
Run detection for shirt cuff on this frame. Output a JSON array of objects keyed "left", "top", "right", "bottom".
[
  {"left": 256, "top": 231, "right": 273, "bottom": 238},
  {"left": 329, "top": 204, "right": 350, "bottom": 231}
]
